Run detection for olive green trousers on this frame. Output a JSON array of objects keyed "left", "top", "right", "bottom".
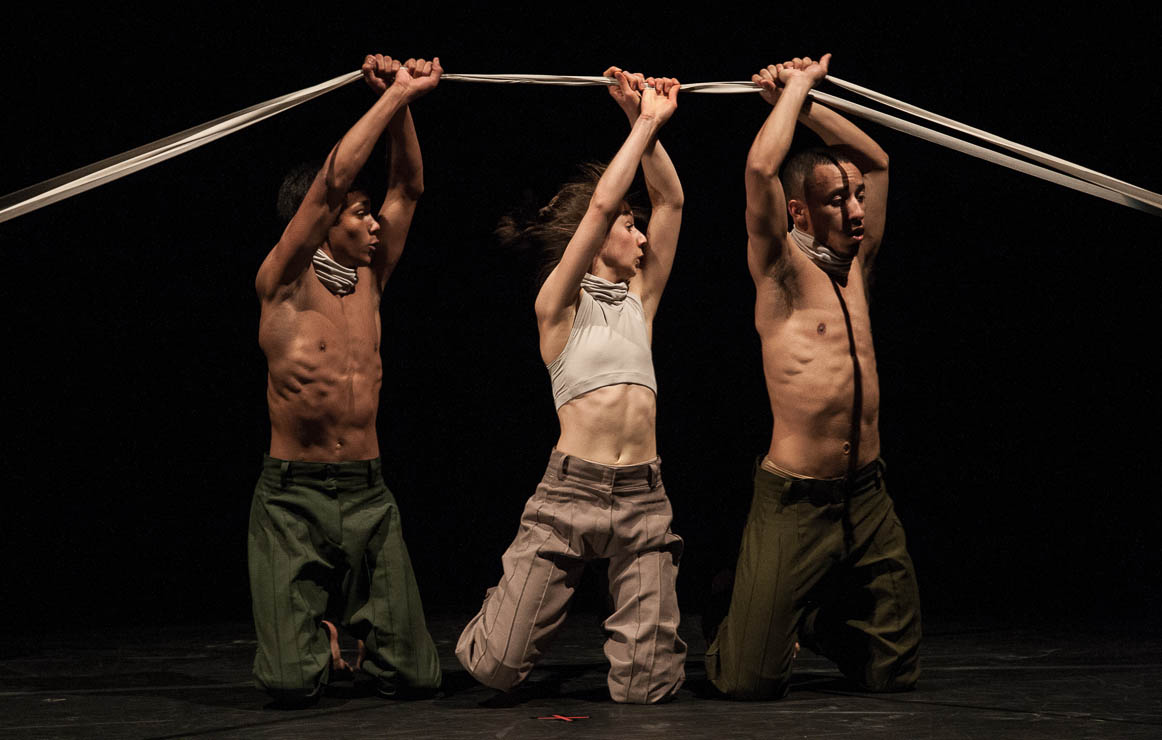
[
  {"left": 248, "top": 455, "right": 441, "bottom": 701},
  {"left": 706, "top": 459, "right": 921, "bottom": 699}
]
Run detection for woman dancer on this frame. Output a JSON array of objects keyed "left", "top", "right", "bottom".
[{"left": 456, "top": 69, "right": 685, "bottom": 704}]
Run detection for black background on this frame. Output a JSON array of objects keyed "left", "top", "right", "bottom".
[{"left": 2, "top": 6, "right": 1160, "bottom": 634}]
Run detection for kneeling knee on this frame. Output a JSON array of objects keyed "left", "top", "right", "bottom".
[
  {"left": 857, "top": 659, "right": 919, "bottom": 693},
  {"left": 456, "top": 646, "right": 525, "bottom": 692},
  {"left": 860, "top": 672, "right": 917, "bottom": 693},
  {"left": 708, "top": 672, "right": 791, "bottom": 701},
  {"left": 609, "top": 676, "right": 685, "bottom": 705}
]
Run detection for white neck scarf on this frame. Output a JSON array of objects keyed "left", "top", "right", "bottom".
[
  {"left": 790, "top": 226, "right": 855, "bottom": 286},
  {"left": 581, "top": 273, "right": 629, "bottom": 304},
  {"left": 312, "top": 248, "right": 358, "bottom": 296}
]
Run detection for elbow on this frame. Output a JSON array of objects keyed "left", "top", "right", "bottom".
[
  {"left": 746, "top": 159, "right": 780, "bottom": 182},
  {"left": 401, "top": 179, "right": 424, "bottom": 201},
  {"left": 323, "top": 165, "right": 358, "bottom": 199},
  {"left": 391, "top": 162, "right": 425, "bottom": 201},
  {"left": 663, "top": 187, "right": 685, "bottom": 211},
  {"left": 587, "top": 194, "right": 622, "bottom": 219}
]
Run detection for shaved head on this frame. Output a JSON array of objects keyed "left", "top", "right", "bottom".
[{"left": 780, "top": 147, "right": 854, "bottom": 204}]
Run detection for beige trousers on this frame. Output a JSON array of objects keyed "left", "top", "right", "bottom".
[{"left": 456, "top": 449, "right": 686, "bottom": 704}]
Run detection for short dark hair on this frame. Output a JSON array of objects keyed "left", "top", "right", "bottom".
[
  {"left": 276, "top": 161, "right": 375, "bottom": 225},
  {"left": 780, "top": 147, "right": 855, "bottom": 204},
  {"left": 496, "top": 162, "right": 646, "bottom": 286}
]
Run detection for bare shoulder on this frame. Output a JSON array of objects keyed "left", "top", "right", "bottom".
[{"left": 256, "top": 244, "right": 299, "bottom": 303}]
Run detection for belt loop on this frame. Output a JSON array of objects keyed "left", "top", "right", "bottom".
[
  {"left": 647, "top": 463, "right": 657, "bottom": 490},
  {"left": 367, "top": 460, "right": 374, "bottom": 488},
  {"left": 279, "top": 460, "right": 290, "bottom": 488},
  {"left": 560, "top": 455, "right": 570, "bottom": 479}
]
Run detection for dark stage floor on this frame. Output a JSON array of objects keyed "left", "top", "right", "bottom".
[{"left": 2, "top": 614, "right": 1159, "bottom": 739}]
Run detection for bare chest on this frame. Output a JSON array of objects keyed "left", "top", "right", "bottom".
[
  {"left": 756, "top": 253, "right": 878, "bottom": 384},
  {"left": 259, "top": 274, "right": 382, "bottom": 375}
]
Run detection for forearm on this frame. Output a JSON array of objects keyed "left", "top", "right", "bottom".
[
  {"left": 799, "top": 100, "right": 888, "bottom": 172},
  {"left": 326, "top": 86, "right": 410, "bottom": 194},
  {"left": 592, "top": 115, "right": 662, "bottom": 214},
  {"left": 748, "top": 80, "right": 812, "bottom": 178},
  {"left": 386, "top": 105, "right": 423, "bottom": 200},
  {"left": 621, "top": 109, "right": 682, "bottom": 210},
  {"left": 542, "top": 115, "right": 660, "bottom": 303},
  {"left": 640, "top": 139, "right": 683, "bottom": 211}
]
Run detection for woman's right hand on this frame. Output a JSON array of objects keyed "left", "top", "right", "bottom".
[{"left": 604, "top": 66, "right": 645, "bottom": 122}]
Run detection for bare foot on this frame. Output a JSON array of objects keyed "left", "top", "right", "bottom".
[
  {"left": 793, "top": 641, "right": 801, "bottom": 660},
  {"left": 355, "top": 639, "right": 366, "bottom": 671},
  {"left": 322, "top": 620, "right": 354, "bottom": 679}
]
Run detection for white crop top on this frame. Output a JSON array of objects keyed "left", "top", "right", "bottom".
[{"left": 547, "top": 274, "right": 658, "bottom": 409}]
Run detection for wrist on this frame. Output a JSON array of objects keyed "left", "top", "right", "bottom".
[
  {"left": 386, "top": 78, "right": 413, "bottom": 98},
  {"left": 783, "top": 77, "right": 814, "bottom": 93}
]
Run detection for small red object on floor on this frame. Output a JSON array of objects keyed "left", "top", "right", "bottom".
[{"left": 536, "top": 714, "right": 590, "bottom": 722}]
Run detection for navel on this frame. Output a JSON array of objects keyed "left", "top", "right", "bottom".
[
  {"left": 842, "top": 441, "right": 851, "bottom": 455},
  {"left": 817, "top": 323, "right": 826, "bottom": 336},
  {"left": 319, "top": 341, "right": 327, "bottom": 351}
]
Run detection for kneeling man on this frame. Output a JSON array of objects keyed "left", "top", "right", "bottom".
[
  {"left": 706, "top": 54, "right": 921, "bottom": 699},
  {"left": 249, "top": 55, "right": 442, "bottom": 704}
]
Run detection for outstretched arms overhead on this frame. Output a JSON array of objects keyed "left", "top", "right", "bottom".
[
  {"left": 366, "top": 56, "right": 442, "bottom": 290},
  {"left": 256, "top": 55, "right": 440, "bottom": 300},
  {"left": 791, "top": 61, "right": 888, "bottom": 274},
  {"left": 603, "top": 67, "right": 684, "bottom": 320},
  {"left": 745, "top": 54, "right": 830, "bottom": 282},
  {"left": 534, "top": 78, "right": 678, "bottom": 337}
]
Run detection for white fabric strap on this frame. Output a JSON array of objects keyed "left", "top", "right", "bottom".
[
  {"left": 0, "top": 71, "right": 362, "bottom": 224},
  {"left": 824, "top": 75, "right": 1162, "bottom": 209},
  {"left": 2, "top": 70, "right": 1158, "bottom": 224},
  {"left": 442, "top": 73, "right": 755, "bottom": 94},
  {"left": 806, "top": 88, "right": 1162, "bottom": 217},
  {"left": 440, "top": 74, "right": 1161, "bottom": 214}
]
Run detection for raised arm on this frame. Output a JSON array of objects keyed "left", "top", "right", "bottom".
[
  {"left": 796, "top": 72, "right": 888, "bottom": 273},
  {"left": 368, "top": 56, "right": 442, "bottom": 290},
  {"left": 534, "top": 82, "right": 678, "bottom": 332},
  {"left": 745, "top": 55, "right": 830, "bottom": 281},
  {"left": 255, "top": 54, "right": 438, "bottom": 300},
  {"left": 603, "top": 67, "right": 684, "bottom": 319}
]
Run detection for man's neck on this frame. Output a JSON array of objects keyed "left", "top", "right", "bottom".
[
  {"left": 790, "top": 226, "right": 855, "bottom": 286},
  {"left": 312, "top": 248, "right": 358, "bottom": 296}
]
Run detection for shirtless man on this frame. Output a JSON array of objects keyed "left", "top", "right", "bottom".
[
  {"left": 705, "top": 55, "right": 921, "bottom": 699},
  {"left": 248, "top": 54, "right": 442, "bottom": 704}
]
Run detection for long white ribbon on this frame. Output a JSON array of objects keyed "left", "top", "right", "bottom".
[
  {"left": 0, "top": 71, "right": 362, "bottom": 224},
  {"left": 441, "top": 73, "right": 755, "bottom": 94},
  {"left": 823, "top": 75, "right": 1162, "bottom": 210},
  {"left": 1, "top": 70, "right": 1157, "bottom": 224},
  {"left": 807, "top": 88, "right": 1162, "bottom": 217}
]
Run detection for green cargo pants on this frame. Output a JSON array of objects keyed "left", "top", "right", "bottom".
[
  {"left": 248, "top": 455, "right": 441, "bottom": 701},
  {"left": 706, "top": 458, "right": 921, "bottom": 699}
]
